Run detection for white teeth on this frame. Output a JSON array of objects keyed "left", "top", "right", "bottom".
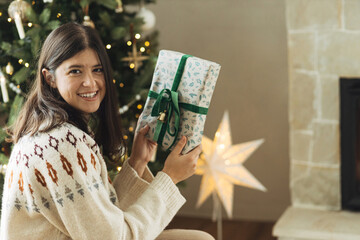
[{"left": 79, "top": 91, "right": 97, "bottom": 98}]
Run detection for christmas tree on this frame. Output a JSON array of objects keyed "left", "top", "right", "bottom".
[{"left": 0, "top": 0, "right": 166, "bottom": 208}]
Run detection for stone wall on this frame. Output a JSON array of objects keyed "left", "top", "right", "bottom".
[{"left": 288, "top": 0, "right": 360, "bottom": 210}]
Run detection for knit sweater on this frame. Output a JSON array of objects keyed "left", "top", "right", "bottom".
[{"left": 0, "top": 123, "right": 185, "bottom": 240}]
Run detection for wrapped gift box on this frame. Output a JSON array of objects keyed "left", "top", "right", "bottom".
[{"left": 137, "top": 50, "right": 221, "bottom": 153}]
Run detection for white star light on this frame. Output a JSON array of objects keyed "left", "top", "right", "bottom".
[{"left": 196, "top": 111, "right": 266, "bottom": 218}]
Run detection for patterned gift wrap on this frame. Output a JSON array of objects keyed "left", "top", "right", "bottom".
[{"left": 137, "top": 50, "right": 221, "bottom": 153}]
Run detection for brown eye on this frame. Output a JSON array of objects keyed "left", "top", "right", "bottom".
[
  {"left": 69, "top": 69, "right": 81, "bottom": 74},
  {"left": 93, "top": 68, "right": 103, "bottom": 73}
]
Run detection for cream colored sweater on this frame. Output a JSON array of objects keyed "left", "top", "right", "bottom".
[{"left": 0, "top": 123, "right": 185, "bottom": 240}]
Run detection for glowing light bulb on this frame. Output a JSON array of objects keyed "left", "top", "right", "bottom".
[
  {"left": 137, "top": 104, "right": 143, "bottom": 110},
  {"left": 124, "top": 135, "right": 128, "bottom": 140},
  {"left": 18, "top": 59, "right": 23, "bottom": 64},
  {"left": 129, "top": 127, "right": 134, "bottom": 132},
  {"left": 140, "top": 47, "right": 145, "bottom": 52},
  {"left": 0, "top": 12, "right": 3, "bottom": 17},
  {"left": 127, "top": 41, "right": 132, "bottom": 46},
  {"left": 6, "top": 62, "right": 14, "bottom": 75},
  {"left": 106, "top": 44, "right": 111, "bottom": 49},
  {"left": 135, "top": 33, "right": 141, "bottom": 39},
  {"left": 113, "top": 79, "right": 116, "bottom": 84},
  {"left": 119, "top": 83, "right": 124, "bottom": 88},
  {"left": 24, "top": 63, "right": 29, "bottom": 68},
  {"left": 32, "top": 1, "right": 35, "bottom": 5},
  {"left": 144, "top": 41, "right": 150, "bottom": 47},
  {"left": 28, "top": 22, "right": 33, "bottom": 27},
  {"left": 129, "top": 63, "right": 135, "bottom": 69},
  {"left": 117, "top": 166, "right": 122, "bottom": 171},
  {"left": 8, "top": 18, "right": 12, "bottom": 22},
  {"left": 57, "top": 13, "right": 61, "bottom": 18},
  {"left": 135, "top": 114, "right": 140, "bottom": 118}
]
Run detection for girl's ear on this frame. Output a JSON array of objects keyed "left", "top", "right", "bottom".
[{"left": 42, "top": 68, "right": 56, "bottom": 88}]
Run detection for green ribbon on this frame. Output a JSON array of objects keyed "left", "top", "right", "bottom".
[{"left": 148, "top": 54, "right": 208, "bottom": 150}]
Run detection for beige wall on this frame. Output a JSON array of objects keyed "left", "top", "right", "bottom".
[{"left": 149, "top": 0, "right": 289, "bottom": 221}]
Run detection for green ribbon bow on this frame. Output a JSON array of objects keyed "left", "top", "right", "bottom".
[{"left": 148, "top": 54, "right": 209, "bottom": 150}]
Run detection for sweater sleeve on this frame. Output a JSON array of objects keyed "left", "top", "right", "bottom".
[
  {"left": 27, "top": 126, "right": 185, "bottom": 240},
  {"left": 112, "top": 160, "right": 155, "bottom": 210}
]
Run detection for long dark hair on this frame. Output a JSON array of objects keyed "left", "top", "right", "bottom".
[{"left": 9, "top": 22, "right": 125, "bottom": 161}]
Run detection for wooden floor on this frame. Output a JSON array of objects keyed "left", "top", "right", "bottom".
[{"left": 166, "top": 216, "right": 276, "bottom": 240}]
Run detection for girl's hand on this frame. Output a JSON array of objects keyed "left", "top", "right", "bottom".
[
  {"left": 129, "top": 125, "right": 157, "bottom": 177},
  {"left": 162, "top": 136, "right": 202, "bottom": 184}
]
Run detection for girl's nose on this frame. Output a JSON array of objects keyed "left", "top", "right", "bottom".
[{"left": 83, "top": 72, "right": 96, "bottom": 87}]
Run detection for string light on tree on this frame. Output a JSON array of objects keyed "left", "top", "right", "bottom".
[
  {"left": 8, "top": 0, "right": 31, "bottom": 39},
  {"left": 121, "top": 25, "right": 149, "bottom": 73}
]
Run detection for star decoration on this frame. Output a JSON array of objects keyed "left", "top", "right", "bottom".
[
  {"left": 121, "top": 43, "right": 149, "bottom": 73},
  {"left": 196, "top": 111, "right": 266, "bottom": 218}
]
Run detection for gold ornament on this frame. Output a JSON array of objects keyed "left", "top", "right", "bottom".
[
  {"left": 5, "top": 62, "right": 14, "bottom": 75},
  {"left": 121, "top": 24, "right": 149, "bottom": 73},
  {"left": 121, "top": 42, "right": 149, "bottom": 73},
  {"left": 83, "top": 15, "right": 95, "bottom": 28}
]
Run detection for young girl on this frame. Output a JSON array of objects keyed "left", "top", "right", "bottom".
[{"left": 0, "top": 22, "right": 214, "bottom": 240}]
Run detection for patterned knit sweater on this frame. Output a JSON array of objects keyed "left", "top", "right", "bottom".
[{"left": 0, "top": 123, "right": 185, "bottom": 240}]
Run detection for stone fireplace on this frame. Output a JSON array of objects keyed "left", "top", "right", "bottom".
[{"left": 273, "top": 0, "right": 360, "bottom": 239}]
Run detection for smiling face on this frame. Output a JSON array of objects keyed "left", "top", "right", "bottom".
[{"left": 51, "top": 48, "right": 106, "bottom": 114}]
